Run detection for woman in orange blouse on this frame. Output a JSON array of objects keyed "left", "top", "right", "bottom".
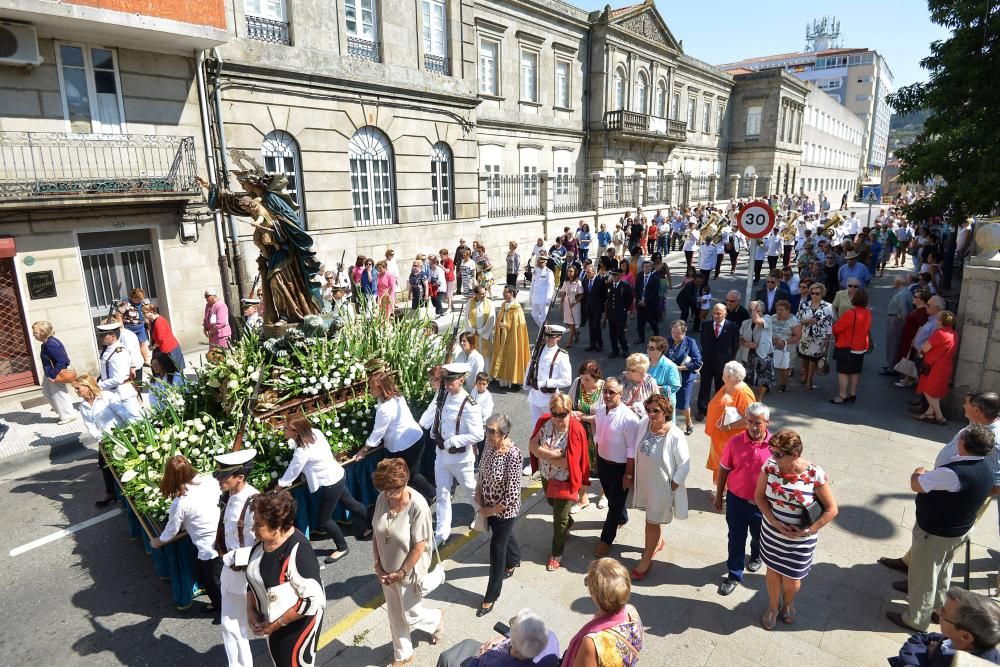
[{"left": 704, "top": 360, "right": 757, "bottom": 485}]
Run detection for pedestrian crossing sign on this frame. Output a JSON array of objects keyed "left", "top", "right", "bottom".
[{"left": 862, "top": 185, "right": 881, "bottom": 203}]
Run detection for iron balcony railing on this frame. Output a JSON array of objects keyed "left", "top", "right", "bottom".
[
  {"left": 603, "top": 110, "right": 687, "bottom": 141},
  {"left": 246, "top": 15, "right": 291, "bottom": 45},
  {"left": 0, "top": 132, "right": 199, "bottom": 200},
  {"left": 482, "top": 175, "right": 542, "bottom": 218},
  {"left": 424, "top": 54, "right": 449, "bottom": 75},
  {"left": 348, "top": 36, "right": 380, "bottom": 62},
  {"left": 552, "top": 175, "right": 593, "bottom": 213}
]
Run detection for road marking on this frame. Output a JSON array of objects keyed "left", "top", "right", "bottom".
[
  {"left": 316, "top": 482, "right": 542, "bottom": 651},
  {"left": 8, "top": 508, "right": 121, "bottom": 557}
]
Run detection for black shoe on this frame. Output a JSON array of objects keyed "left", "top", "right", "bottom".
[
  {"left": 845, "top": 395, "right": 857, "bottom": 404},
  {"left": 95, "top": 496, "right": 116, "bottom": 508},
  {"left": 324, "top": 547, "right": 350, "bottom": 564},
  {"left": 892, "top": 580, "right": 909, "bottom": 594},
  {"left": 878, "top": 556, "right": 909, "bottom": 573},
  {"left": 476, "top": 602, "right": 495, "bottom": 617},
  {"left": 717, "top": 577, "right": 740, "bottom": 596},
  {"left": 746, "top": 557, "right": 763, "bottom": 573}
]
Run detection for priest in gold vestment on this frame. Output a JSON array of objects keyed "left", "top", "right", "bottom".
[{"left": 489, "top": 285, "right": 531, "bottom": 388}]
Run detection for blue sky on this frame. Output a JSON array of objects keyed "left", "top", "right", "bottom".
[{"left": 575, "top": 0, "right": 950, "bottom": 87}]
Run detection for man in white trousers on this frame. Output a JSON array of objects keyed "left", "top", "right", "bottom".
[
  {"left": 523, "top": 324, "right": 573, "bottom": 474},
  {"left": 213, "top": 449, "right": 259, "bottom": 667},
  {"left": 420, "top": 363, "right": 484, "bottom": 546},
  {"left": 528, "top": 253, "right": 555, "bottom": 329}
]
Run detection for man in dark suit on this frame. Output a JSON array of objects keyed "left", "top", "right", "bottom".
[
  {"left": 604, "top": 268, "right": 632, "bottom": 359},
  {"left": 582, "top": 263, "right": 607, "bottom": 352},
  {"left": 697, "top": 302, "right": 740, "bottom": 420},
  {"left": 634, "top": 260, "right": 661, "bottom": 344},
  {"left": 754, "top": 272, "right": 791, "bottom": 316}
]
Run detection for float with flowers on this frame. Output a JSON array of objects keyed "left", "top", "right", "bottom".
[{"left": 100, "top": 313, "right": 448, "bottom": 607}]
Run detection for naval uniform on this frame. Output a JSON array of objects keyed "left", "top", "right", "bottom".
[
  {"left": 604, "top": 279, "right": 633, "bottom": 357},
  {"left": 419, "top": 390, "right": 484, "bottom": 542},
  {"left": 244, "top": 312, "right": 263, "bottom": 331},
  {"left": 528, "top": 267, "right": 555, "bottom": 329},
  {"left": 98, "top": 343, "right": 142, "bottom": 416},
  {"left": 217, "top": 483, "right": 258, "bottom": 667},
  {"left": 524, "top": 344, "right": 572, "bottom": 429}
]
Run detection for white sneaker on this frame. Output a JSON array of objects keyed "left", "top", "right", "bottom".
[
  {"left": 597, "top": 497, "right": 609, "bottom": 510},
  {"left": 570, "top": 502, "right": 589, "bottom": 515}
]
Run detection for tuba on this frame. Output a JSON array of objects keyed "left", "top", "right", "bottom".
[
  {"left": 820, "top": 211, "right": 843, "bottom": 239},
  {"left": 780, "top": 212, "right": 800, "bottom": 241},
  {"left": 698, "top": 211, "right": 722, "bottom": 243}
]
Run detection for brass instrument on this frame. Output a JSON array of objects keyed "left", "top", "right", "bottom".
[
  {"left": 820, "top": 211, "right": 843, "bottom": 239},
  {"left": 779, "top": 211, "right": 800, "bottom": 241},
  {"left": 697, "top": 211, "right": 722, "bottom": 243}
]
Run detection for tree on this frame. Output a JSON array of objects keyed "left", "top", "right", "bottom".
[{"left": 887, "top": 1, "right": 1000, "bottom": 221}]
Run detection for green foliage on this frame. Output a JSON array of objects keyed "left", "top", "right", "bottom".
[{"left": 886, "top": 1, "right": 1000, "bottom": 219}]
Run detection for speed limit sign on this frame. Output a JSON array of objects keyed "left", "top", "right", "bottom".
[{"left": 736, "top": 202, "right": 776, "bottom": 238}]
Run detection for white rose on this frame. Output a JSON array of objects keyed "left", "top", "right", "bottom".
[
  {"left": 188, "top": 434, "right": 199, "bottom": 443},
  {"left": 227, "top": 380, "right": 239, "bottom": 390},
  {"left": 120, "top": 470, "right": 138, "bottom": 483},
  {"left": 139, "top": 454, "right": 147, "bottom": 461}
]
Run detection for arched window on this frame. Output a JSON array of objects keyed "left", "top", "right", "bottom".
[
  {"left": 430, "top": 142, "right": 453, "bottom": 221},
  {"left": 612, "top": 67, "right": 626, "bottom": 111},
  {"left": 261, "top": 130, "right": 305, "bottom": 224},
  {"left": 635, "top": 71, "right": 648, "bottom": 114},
  {"left": 655, "top": 79, "right": 667, "bottom": 117},
  {"left": 348, "top": 126, "right": 396, "bottom": 226}
]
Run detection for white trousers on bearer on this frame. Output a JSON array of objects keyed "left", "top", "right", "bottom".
[
  {"left": 434, "top": 458, "right": 477, "bottom": 542},
  {"left": 43, "top": 376, "right": 76, "bottom": 420},
  {"left": 383, "top": 579, "right": 442, "bottom": 662},
  {"left": 531, "top": 303, "right": 548, "bottom": 329},
  {"left": 221, "top": 590, "right": 253, "bottom": 667}
]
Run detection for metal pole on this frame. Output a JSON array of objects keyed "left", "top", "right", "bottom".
[
  {"left": 867, "top": 201, "right": 873, "bottom": 229},
  {"left": 745, "top": 237, "right": 757, "bottom": 303}
]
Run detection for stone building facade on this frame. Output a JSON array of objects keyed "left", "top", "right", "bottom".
[
  {"left": 0, "top": 0, "right": 227, "bottom": 389},
  {"left": 799, "top": 82, "right": 866, "bottom": 204}
]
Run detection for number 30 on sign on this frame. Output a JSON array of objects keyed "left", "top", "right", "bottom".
[{"left": 736, "top": 202, "right": 776, "bottom": 239}]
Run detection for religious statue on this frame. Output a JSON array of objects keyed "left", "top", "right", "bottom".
[{"left": 195, "top": 151, "right": 323, "bottom": 326}]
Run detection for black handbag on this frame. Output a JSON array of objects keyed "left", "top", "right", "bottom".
[{"left": 796, "top": 496, "right": 824, "bottom": 529}]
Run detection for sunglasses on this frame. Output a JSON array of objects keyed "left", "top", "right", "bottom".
[
  {"left": 485, "top": 427, "right": 506, "bottom": 435},
  {"left": 848, "top": 285, "right": 859, "bottom": 289},
  {"left": 551, "top": 412, "right": 569, "bottom": 419}
]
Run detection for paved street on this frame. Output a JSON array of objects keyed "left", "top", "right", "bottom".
[{"left": 1, "top": 211, "right": 992, "bottom": 667}]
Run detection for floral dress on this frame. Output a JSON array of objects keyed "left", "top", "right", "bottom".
[
  {"left": 796, "top": 300, "right": 834, "bottom": 360},
  {"left": 537, "top": 421, "right": 570, "bottom": 482},
  {"left": 474, "top": 252, "right": 494, "bottom": 293},
  {"left": 570, "top": 377, "right": 603, "bottom": 473},
  {"left": 586, "top": 604, "right": 643, "bottom": 667},
  {"left": 759, "top": 459, "right": 828, "bottom": 580}
]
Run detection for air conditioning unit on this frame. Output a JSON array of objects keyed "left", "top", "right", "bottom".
[{"left": 0, "top": 22, "right": 43, "bottom": 67}]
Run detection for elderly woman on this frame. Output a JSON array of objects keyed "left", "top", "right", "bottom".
[
  {"left": 914, "top": 310, "right": 958, "bottom": 425},
  {"left": 529, "top": 393, "right": 590, "bottom": 573},
  {"left": 646, "top": 336, "right": 682, "bottom": 424},
  {"left": 831, "top": 279, "right": 863, "bottom": 319},
  {"left": 620, "top": 353, "right": 660, "bottom": 418},
  {"left": 31, "top": 320, "right": 77, "bottom": 424},
  {"left": 567, "top": 360, "right": 604, "bottom": 513},
  {"left": 459, "top": 247, "right": 477, "bottom": 297},
  {"left": 770, "top": 300, "right": 802, "bottom": 393},
  {"left": 562, "top": 558, "right": 643, "bottom": 666},
  {"left": 474, "top": 414, "right": 522, "bottom": 616},
  {"left": 372, "top": 458, "right": 444, "bottom": 666},
  {"left": 666, "top": 320, "right": 703, "bottom": 435},
  {"left": 739, "top": 301, "right": 775, "bottom": 400},
  {"left": 796, "top": 283, "right": 835, "bottom": 391},
  {"left": 830, "top": 289, "right": 872, "bottom": 405},
  {"left": 754, "top": 429, "right": 837, "bottom": 630},
  {"left": 704, "top": 361, "right": 756, "bottom": 485},
  {"left": 376, "top": 259, "right": 397, "bottom": 317},
  {"left": 246, "top": 490, "right": 326, "bottom": 667},
  {"left": 628, "top": 394, "right": 689, "bottom": 580}
]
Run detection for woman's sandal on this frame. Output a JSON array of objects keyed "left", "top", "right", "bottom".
[
  {"left": 476, "top": 602, "right": 494, "bottom": 618},
  {"left": 684, "top": 424, "right": 694, "bottom": 436},
  {"left": 504, "top": 565, "right": 518, "bottom": 579},
  {"left": 546, "top": 557, "right": 561, "bottom": 572},
  {"left": 781, "top": 605, "right": 796, "bottom": 625},
  {"left": 913, "top": 413, "right": 948, "bottom": 425},
  {"left": 762, "top": 608, "right": 778, "bottom": 631}
]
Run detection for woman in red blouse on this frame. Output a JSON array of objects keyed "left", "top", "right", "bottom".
[
  {"left": 829, "top": 289, "right": 872, "bottom": 405},
  {"left": 915, "top": 311, "right": 959, "bottom": 425},
  {"left": 141, "top": 304, "right": 184, "bottom": 371}
]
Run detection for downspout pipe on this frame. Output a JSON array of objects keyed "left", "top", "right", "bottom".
[
  {"left": 195, "top": 49, "right": 233, "bottom": 306},
  {"left": 209, "top": 47, "right": 247, "bottom": 302}
]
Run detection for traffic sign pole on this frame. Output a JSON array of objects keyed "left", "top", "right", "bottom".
[
  {"left": 735, "top": 201, "right": 776, "bottom": 305},
  {"left": 745, "top": 238, "right": 758, "bottom": 303}
]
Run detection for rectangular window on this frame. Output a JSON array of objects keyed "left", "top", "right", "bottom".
[
  {"left": 245, "top": 0, "right": 286, "bottom": 20},
  {"left": 686, "top": 97, "right": 696, "bottom": 129},
  {"left": 555, "top": 61, "right": 570, "bottom": 108},
  {"left": 745, "top": 105, "right": 761, "bottom": 138},
  {"left": 484, "top": 163, "right": 501, "bottom": 198},
  {"left": 57, "top": 43, "right": 125, "bottom": 134},
  {"left": 716, "top": 102, "right": 724, "bottom": 135},
  {"left": 421, "top": 0, "right": 447, "bottom": 57},
  {"left": 345, "top": 0, "right": 377, "bottom": 40},
  {"left": 479, "top": 40, "right": 498, "bottom": 96},
  {"left": 555, "top": 165, "right": 569, "bottom": 195},
  {"left": 818, "top": 79, "right": 842, "bottom": 90},
  {"left": 702, "top": 100, "right": 711, "bottom": 133},
  {"left": 670, "top": 92, "right": 680, "bottom": 121},
  {"left": 520, "top": 49, "right": 538, "bottom": 103},
  {"left": 522, "top": 165, "right": 538, "bottom": 196}
]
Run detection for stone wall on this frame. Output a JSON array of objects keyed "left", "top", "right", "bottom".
[{"left": 951, "top": 260, "right": 1000, "bottom": 408}]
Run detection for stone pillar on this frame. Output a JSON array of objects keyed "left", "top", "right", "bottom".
[
  {"left": 592, "top": 170, "right": 605, "bottom": 220},
  {"left": 539, "top": 170, "right": 551, "bottom": 240},
  {"left": 681, "top": 173, "right": 692, "bottom": 207},
  {"left": 749, "top": 175, "right": 759, "bottom": 198},
  {"left": 708, "top": 174, "right": 719, "bottom": 203},
  {"left": 665, "top": 171, "right": 675, "bottom": 206},
  {"left": 729, "top": 174, "right": 740, "bottom": 200},
  {"left": 950, "top": 259, "right": 1000, "bottom": 412}
]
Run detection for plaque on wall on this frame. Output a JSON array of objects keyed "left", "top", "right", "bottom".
[{"left": 26, "top": 270, "right": 57, "bottom": 300}]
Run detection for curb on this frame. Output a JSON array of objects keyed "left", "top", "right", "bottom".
[{"left": 0, "top": 433, "right": 86, "bottom": 477}]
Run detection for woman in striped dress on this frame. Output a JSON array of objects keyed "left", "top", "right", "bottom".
[{"left": 754, "top": 429, "right": 838, "bottom": 630}]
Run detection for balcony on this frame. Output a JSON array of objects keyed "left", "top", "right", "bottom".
[
  {"left": 603, "top": 111, "right": 687, "bottom": 144},
  {"left": 246, "top": 15, "right": 291, "bottom": 45},
  {"left": 0, "top": 132, "right": 199, "bottom": 209},
  {"left": 424, "top": 54, "right": 450, "bottom": 76},
  {"left": 347, "top": 37, "right": 380, "bottom": 62}
]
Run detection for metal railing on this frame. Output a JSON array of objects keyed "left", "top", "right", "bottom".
[
  {"left": 691, "top": 175, "right": 710, "bottom": 200},
  {"left": 246, "top": 15, "right": 291, "bottom": 45},
  {"left": 482, "top": 175, "right": 541, "bottom": 218},
  {"left": 644, "top": 172, "right": 674, "bottom": 206},
  {"left": 552, "top": 175, "right": 592, "bottom": 213},
  {"left": 424, "top": 54, "right": 449, "bottom": 75},
  {"left": 744, "top": 133, "right": 760, "bottom": 142},
  {"left": 603, "top": 175, "right": 634, "bottom": 208},
  {"left": 603, "top": 110, "right": 687, "bottom": 141},
  {"left": 348, "top": 36, "right": 380, "bottom": 62},
  {"left": 0, "top": 132, "right": 199, "bottom": 200}
]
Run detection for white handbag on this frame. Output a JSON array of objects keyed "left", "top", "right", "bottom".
[
  {"left": 263, "top": 582, "right": 298, "bottom": 623},
  {"left": 416, "top": 516, "right": 446, "bottom": 596}
]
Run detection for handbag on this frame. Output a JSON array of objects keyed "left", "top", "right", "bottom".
[
  {"left": 545, "top": 477, "right": 578, "bottom": 501},
  {"left": 772, "top": 347, "right": 791, "bottom": 370},
  {"left": 416, "top": 515, "right": 445, "bottom": 596},
  {"left": 795, "top": 496, "right": 825, "bottom": 529},
  {"left": 262, "top": 582, "right": 299, "bottom": 623},
  {"left": 894, "top": 357, "right": 918, "bottom": 379},
  {"left": 471, "top": 511, "right": 489, "bottom": 533}
]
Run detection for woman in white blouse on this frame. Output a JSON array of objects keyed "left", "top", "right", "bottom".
[
  {"left": 73, "top": 374, "right": 143, "bottom": 507},
  {"left": 150, "top": 455, "right": 222, "bottom": 620},
  {"left": 276, "top": 413, "right": 371, "bottom": 564},
  {"left": 454, "top": 332, "right": 485, "bottom": 392},
  {"left": 354, "top": 371, "right": 437, "bottom": 501}
]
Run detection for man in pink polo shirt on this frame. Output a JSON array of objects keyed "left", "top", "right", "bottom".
[{"left": 714, "top": 402, "right": 772, "bottom": 596}]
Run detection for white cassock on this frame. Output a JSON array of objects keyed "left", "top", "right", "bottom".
[
  {"left": 467, "top": 297, "right": 496, "bottom": 361},
  {"left": 98, "top": 343, "right": 142, "bottom": 416},
  {"left": 220, "top": 483, "right": 258, "bottom": 667},
  {"left": 419, "top": 390, "right": 484, "bottom": 542},
  {"left": 528, "top": 267, "right": 555, "bottom": 329},
  {"left": 524, "top": 345, "right": 572, "bottom": 430}
]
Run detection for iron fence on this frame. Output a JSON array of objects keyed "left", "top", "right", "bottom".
[
  {"left": 246, "top": 15, "right": 291, "bottom": 44},
  {"left": 424, "top": 54, "right": 449, "bottom": 75},
  {"left": 0, "top": 132, "right": 199, "bottom": 200},
  {"left": 347, "top": 36, "right": 380, "bottom": 62},
  {"left": 604, "top": 110, "right": 688, "bottom": 141},
  {"left": 645, "top": 172, "right": 673, "bottom": 206},
  {"left": 552, "top": 175, "right": 592, "bottom": 213},
  {"left": 691, "top": 175, "right": 711, "bottom": 201},
  {"left": 482, "top": 175, "right": 542, "bottom": 218},
  {"left": 603, "top": 175, "right": 634, "bottom": 208}
]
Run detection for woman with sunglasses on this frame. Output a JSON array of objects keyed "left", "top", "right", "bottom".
[
  {"left": 627, "top": 394, "right": 689, "bottom": 580},
  {"left": 796, "top": 284, "right": 835, "bottom": 391},
  {"left": 473, "top": 414, "right": 522, "bottom": 616},
  {"left": 528, "top": 393, "right": 590, "bottom": 573},
  {"left": 567, "top": 360, "right": 604, "bottom": 514}
]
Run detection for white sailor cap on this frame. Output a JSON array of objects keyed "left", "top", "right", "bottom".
[
  {"left": 441, "top": 362, "right": 471, "bottom": 379},
  {"left": 543, "top": 324, "right": 567, "bottom": 336},
  {"left": 204, "top": 287, "right": 218, "bottom": 296},
  {"left": 213, "top": 448, "right": 257, "bottom": 479},
  {"left": 96, "top": 323, "right": 120, "bottom": 335},
  {"left": 241, "top": 298, "right": 261, "bottom": 306}
]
